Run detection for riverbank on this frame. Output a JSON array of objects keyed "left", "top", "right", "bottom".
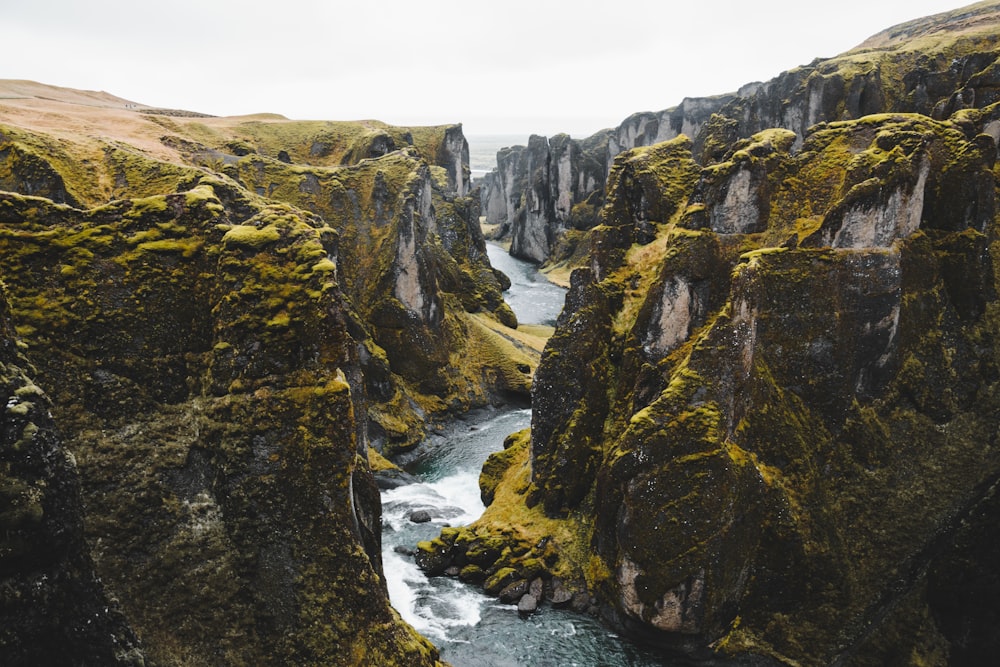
[{"left": 379, "top": 245, "right": 678, "bottom": 666}]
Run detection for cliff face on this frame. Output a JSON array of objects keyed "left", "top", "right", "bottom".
[
  {"left": 0, "top": 98, "right": 521, "bottom": 450},
  {"left": 481, "top": 96, "right": 732, "bottom": 264},
  {"left": 474, "top": 108, "right": 1000, "bottom": 663},
  {"left": 0, "top": 87, "right": 524, "bottom": 665},
  {"left": 0, "top": 280, "right": 144, "bottom": 665},
  {"left": 478, "top": 99, "right": 741, "bottom": 265},
  {"left": 422, "top": 5, "right": 1000, "bottom": 664},
  {"left": 482, "top": 1, "right": 1000, "bottom": 273},
  {"left": 0, "top": 183, "right": 443, "bottom": 665},
  {"left": 221, "top": 149, "right": 521, "bottom": 450}
]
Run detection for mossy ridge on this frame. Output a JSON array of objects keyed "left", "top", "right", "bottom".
[
  {"left": 103, "top": 142, "right": 198, "bottom": 203},
  {"left": 591, "top": 135, "right": 701, "bottom": 275},
  {"left": 193, "top": 117, "right": 460, "bottom": 170},
  {"left": 0, "top": 183, "right": 446, "bottom": 666},
  {"left": 689, "top": 113, "right": 994, "bottom": 251},
  {"left": 468, "top": 104, "right": 1000, "bottom": 662},
  {"left": 0, "top": 124, "right": 86, "bottom": 206},
  {"left": 224, "top": 147, "right": 519, "bottom": 443},
  {"left": 0, "top": 122, "right": 210, "bottom": 208},
  {"left": 698, "top": 7, "right": 1000, "bottom": 160},
  {"left": 524, "top": 136, "right": 732, "bottom": 518},
  {"left": 218, "top": 148, "right": 519, "bottom": 452},
  {"left": 484, "top": 4, "right": 1000, "bottom": 277},
  {"left": 1, "top": 110, "right": 468, "bottom": 213},
  {"left": 418, "top": 429, "right": 597, "bottom": 607}
]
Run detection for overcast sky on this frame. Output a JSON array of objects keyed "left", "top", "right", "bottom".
[{"left": 4, "top": 0, "right": 975, "bottom": 138}]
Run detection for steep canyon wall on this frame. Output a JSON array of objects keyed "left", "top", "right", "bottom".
[
  {"left": 482, "top": 1, "right": 1000, "bottom": 274},
  {"left": 429, "top": 4, "right": 1000, "bottom": 665},
  {"left": 0, "top": 97, "right": 524, "bottom": 665}
]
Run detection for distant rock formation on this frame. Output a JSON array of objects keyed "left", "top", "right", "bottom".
[
  {"left": 481, "top": 97, "right": 733, "bottom": 263},
  {"left": 482, "top": 0, "right": 1000, "bottom": 275}
]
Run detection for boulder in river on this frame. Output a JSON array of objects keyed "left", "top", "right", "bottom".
[
  {"left": 409, "top": 509, "right": 433, "bottom": 523},
  {"left": 548, "top": 579, "right": 574, "bottom": 607},
  {"left": 499, "top": 579, "right": 530, "bottom": 604},
  {"left": 518, "top": 593, "right": 539, "bottom": 615}
]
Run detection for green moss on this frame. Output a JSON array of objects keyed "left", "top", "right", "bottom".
[
  {"left": 127, "top": 195, "right": 169, "bottom": 216},
  {"left": 308, "top": 256, "right": 335, "bottom": 273},
  {"left": 483, "top": 567, "right": 519, "bottom": 595},
  {"left": 266, "top": 312, "right": 290, "bottom": 328},
  {"left": 6, "top": 401, "right": 33, "bottom": 416},
  {"left": 136, "top": 238, "right": 203, "bottom": 257},
  {"left": 0, "top": 105, "right": 540, "bottom": 664},
  {"left": 222, "top": 224, "right": 282, "bottom": 248}
]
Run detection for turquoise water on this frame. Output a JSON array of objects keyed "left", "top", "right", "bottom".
[{"left": 485, "top": 243, "right": 566, "bottom": 326}]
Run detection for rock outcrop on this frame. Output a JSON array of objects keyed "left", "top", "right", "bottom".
[
  {"left": 0, "top": 94, "right": 524, "bottom": 452},
  {"left": 0, "top": 183, "right": 444, "bottom": 665},
  {"left": 481, "top": 97, "right": 733, "bottom": 265},
  {"left": 482, "top": 1, "right": 1000, "bottom": 276},
  {"left": 450, "top": 108, "right": 1000, "bottom": 666},
  {"left": 1, "top": 280, "right": 144, "bottom": 665},
  {"left": 0, "top": 85, "right": 528, "bottom": 665},
  {"left": 428, "top": 4, "right": 1000, "bottom": 664}
]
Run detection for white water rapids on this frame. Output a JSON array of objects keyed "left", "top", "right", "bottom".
[{"left": 379, "top": 244, "right": 672, "bottom": 666}]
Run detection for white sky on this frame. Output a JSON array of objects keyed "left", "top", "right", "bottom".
[{"left": 3, "top": 0, "right": 975, "bottom": 138}]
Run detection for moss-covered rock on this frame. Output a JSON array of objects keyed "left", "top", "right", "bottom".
[
  {"left": 0, "top": 85, "right": 546, "bottom": 661},
  {"left": 0, "top": 279, "right": 145, "bottom": 665},
  {"left": 221, "top": 148, "right": 524, "bottom": 451},
  {"left": 0, "top": 89, "right": 528, "bottom": 452},
  {"left": 482, "top": 1, "right": 1000, "bottom": 277},
  {"left": 0, "top": 183, "right": 446, "bottom": 666},
  {"left": 469, "top": 103, "right": 1000, "bottom": 664}
]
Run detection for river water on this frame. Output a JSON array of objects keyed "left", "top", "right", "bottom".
[{"left": 380, "top": 245, "right": 672, "bottom": 666}]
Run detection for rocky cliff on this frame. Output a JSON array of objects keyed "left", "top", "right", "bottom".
[
  {"left": 1, "top": 279, "right": 145, "bottom": 665},
  {"left": 425, "top": 4, "right": 1000, "bottom": 665},
  {"left": 481, "top": 96, "right": 735, "bottom": 266},
  {"left": 482, "top": 1, "right": 1000, "bottom": 276},
  {"left": 0, "top": 85, "right": 531, "bottom": 665},
  {"left": 0, "top": 181, "right": 448, "bottom": 665}
]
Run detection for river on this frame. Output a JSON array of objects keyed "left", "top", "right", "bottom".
[{"left": 380, "top": 245, "right": 672, "bottom": 666}]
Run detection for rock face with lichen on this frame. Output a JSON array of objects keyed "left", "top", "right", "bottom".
[
  {"left": 462, "top": 113, "right": 1000, "bottom": 666},
  {"left": 480, "top": 100, "right": 737, "bottom": 265},
  {"left": 442, "top": 4, "right": 1000, "bottom": 665},
  {"left": 483, "top": 1, "right": 1000, "bottom": 277},
  {"left": 0, "top": 280, "right": 145, "bottom": 665},
  {"left": 566, "top": 114, "right": 1000, "bottom": 664},
  {"left": 0, "top": 183, "right": 443, "bottom": 665},
  {"left": 0, "top": 89, "right": 532, "bottom": 665}
]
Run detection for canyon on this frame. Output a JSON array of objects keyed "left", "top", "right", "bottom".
[{"left": 3, "top": 1, "right": 1000, "bottom": 665}]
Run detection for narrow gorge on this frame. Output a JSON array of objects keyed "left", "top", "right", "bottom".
[{"left": 2, "top": 2, "right": 1000, "bottom": 666}]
